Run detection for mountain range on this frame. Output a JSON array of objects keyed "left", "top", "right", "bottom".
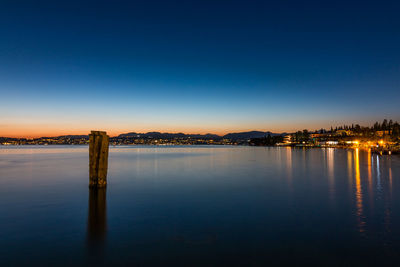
[
  {"left": 117, "top": 131, "right": 283, "bottom": 140},
  {"left": 1, "top": 131, "right": 285, "bottom": 140}
]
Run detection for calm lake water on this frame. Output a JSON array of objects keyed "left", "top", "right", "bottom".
[{"left": 0, "top": 145, "right": 399, "bottom": 266}]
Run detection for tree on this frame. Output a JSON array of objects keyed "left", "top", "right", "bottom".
[
  {"left": 382, "top": 119, "right": 388, "bottom": 131},
  {"left": 374, "top": 122, "right": 380, "bottom": 131},
  {"left": 302, "top": 129, "right": 309, "bottom": 141},
  {"left": 295, "top": 131, "right": 302, "bottom": 142},
  {"left": 393, "top": 122, "right": 400, "bottom": 137}
]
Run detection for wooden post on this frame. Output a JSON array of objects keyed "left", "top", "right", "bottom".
[{"left": 89, "top": 131, "right": 109, "bottom": 187}]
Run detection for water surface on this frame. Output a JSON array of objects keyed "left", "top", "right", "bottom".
[{"left": 0, "top": 146, "right": 399, "bottom": 266}]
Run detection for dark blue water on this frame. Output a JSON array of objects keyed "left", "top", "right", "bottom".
[{"left": 0, "top": 146, "right": 399, "bottom": 266}]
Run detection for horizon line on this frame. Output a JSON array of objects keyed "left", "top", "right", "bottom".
[
  {"left": 1, "top": 129, "right": 288, "bottom": 139},
  {"left": 2, "top": 119, "right": 398, "bottom": 139}
]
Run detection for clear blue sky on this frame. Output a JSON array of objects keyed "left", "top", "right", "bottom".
[{"left": 1, "top": 0, "right": 399, "bottom": 137}]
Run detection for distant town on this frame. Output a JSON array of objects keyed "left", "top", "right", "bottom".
[{"left": 1, "top": 119, "right": 400, "bottom": 154}]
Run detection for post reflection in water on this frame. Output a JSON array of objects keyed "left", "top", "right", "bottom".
[
  {"left": 87, "top": 187, "right": 107, "bottom": 246},
  {"left": 354, "top": 149, "right": 365, "bottom": 233}
]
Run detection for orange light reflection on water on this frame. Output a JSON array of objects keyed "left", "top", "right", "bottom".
[
  {"left": 327, "top": 148, "right": 335, "bottom": 203},
  {"left": 354, "top": 148, "right": 365, "bottom": 232}
]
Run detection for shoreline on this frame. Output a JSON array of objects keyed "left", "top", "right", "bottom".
[{"left": 1, "top": 143, "right": 399, "bottom": 155}]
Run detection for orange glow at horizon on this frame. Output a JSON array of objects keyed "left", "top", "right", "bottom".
[
  {"left": 1, "top": 126, "right": 290, "bottom": 139},
  {"left": 1, "top": 117, "right": 383, "bottom": 138},
  {"left": 0, "top": 121, "right": 314, "bottom": 138}
]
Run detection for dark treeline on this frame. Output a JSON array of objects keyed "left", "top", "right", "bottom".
[
  {"left": 249, "top": 134, "right": 284, "bottom": 146},
  {"left": 316, "top": 119, "right": 400, "bottom": 137},
  {"left": 249, "top": 119, "right": 400, "bottom": 147},
  {"left": 293, "top": 130, "right": 310, "bottom": 142},
  {"left": 298, "top": 119, "right": 400, "bottom": 140}
]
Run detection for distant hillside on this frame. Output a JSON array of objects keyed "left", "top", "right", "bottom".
[
  {"left": 117, "top": 132, "right": 221, "bottom": 139},
  {"left": 57, "top": 135, "right": 89, "bottom": 139},
  {"left": 1, "top": 131, "right": 284, "bottom": 141},
  {"left": 117, "top": 131, "right": 283, "bottom": 140}
]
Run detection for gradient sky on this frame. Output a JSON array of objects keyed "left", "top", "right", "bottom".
[{"left": 1, "top": 0, "right": 399, "bottom": 137}]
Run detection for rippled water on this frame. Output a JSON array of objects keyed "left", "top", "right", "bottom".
[{"left": 0, "top": 145, "right": 399, "bottom": 266}]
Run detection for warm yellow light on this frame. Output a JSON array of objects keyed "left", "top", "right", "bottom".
[
  {"left": 379, "top": 140, "right": 384, "bottom": 145},
  {"left": 354, "top": 141, "right": 359, "bottom": 145}
]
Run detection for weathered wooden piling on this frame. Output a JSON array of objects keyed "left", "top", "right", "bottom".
[{"left": 89, "top": 131, "right": 109, "bottom": 187}]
